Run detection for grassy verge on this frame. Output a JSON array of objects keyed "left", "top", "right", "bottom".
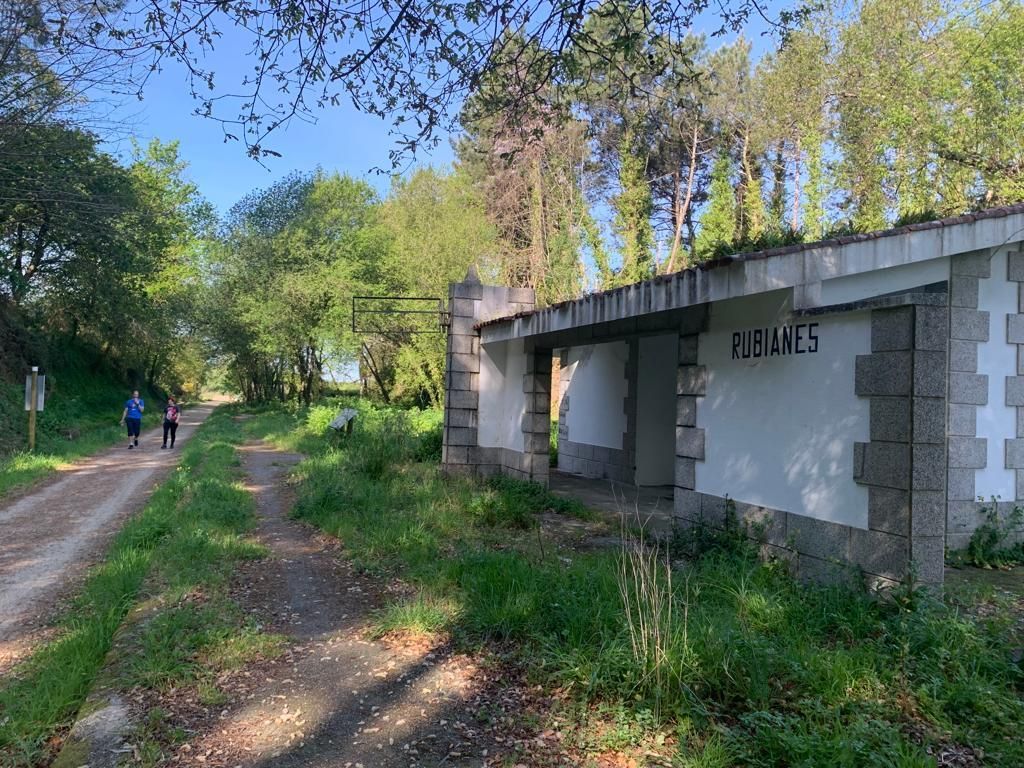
[
  {"left": 0, "top": 408, "right": 279, "bottom": 767},
  {"left": 253, "top": 402, "right": 1024, "bottom": 766},
  {"left": 0, "top": 367, "right": 159, "bottom": 497}
]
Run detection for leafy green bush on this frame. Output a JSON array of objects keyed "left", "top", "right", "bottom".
[
  {"left": 346, "top": 411, "right": 416, "bottom": 479},
  {"left": 409, "top": 408, "right": 443, "bottom": 461},
  {"left": 549, "top": 418, "right": 558, "bottom": 466}
]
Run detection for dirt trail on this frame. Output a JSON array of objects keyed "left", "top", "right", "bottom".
[
  {"left": 0, "top": 402, "right": 216, "bottom": 672},
  {"left": 165, "top": 442, "right": 520, "bottom": 767}
]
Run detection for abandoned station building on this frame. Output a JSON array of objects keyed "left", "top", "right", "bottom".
[{"left": 441, "top": 204, "right": 1024, "bottom": 588}]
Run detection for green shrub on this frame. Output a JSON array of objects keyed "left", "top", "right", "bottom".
[
  {"left": 410, "top": 410, "right": 443, "bottom": 462},
  {"left": 954, "top": 499, "right": 1024, "bottom": 568},
  {"left": 549, "top": 419, "right": 558, "bottom": 466}
]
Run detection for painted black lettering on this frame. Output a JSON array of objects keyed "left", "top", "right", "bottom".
[
  {"left": 753, "top": 328, "right": 763, "bottom": 357},
  {"left": 770, "top": 327, "right": 781, "bottom": 356},
  {"left": 808, "top": 322, "right": 819, "bottom": 353},
  {"left": 732, "top": 332, "right": 741, "bottom": 359},
  {"left": 796, "top": 324, "right": 806, "bottom": 353},
  {"left": 742, "top": 330, "right": 751, "bottom": 358},
  {"left": 782, "top": 325, "right": 793, "bottom": 355}
]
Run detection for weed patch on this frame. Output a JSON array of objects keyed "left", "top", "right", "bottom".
[
  {"left": 264, "top": 401, "right": 1024, "bottom": 766},
  {"left": 950, "top": 498, "right": 1024, "bottom": 569}
]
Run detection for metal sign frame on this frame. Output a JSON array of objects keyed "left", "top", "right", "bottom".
[{"left": 352, "top": 295, "right": 450, "bottom": 336}]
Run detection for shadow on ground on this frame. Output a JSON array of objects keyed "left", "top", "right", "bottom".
[{"left": 140, "top": 443, "right": 570, "bottom": 768}]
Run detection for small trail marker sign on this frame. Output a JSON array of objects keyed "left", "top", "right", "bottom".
[
  {"left": 24, "top": 372, "right": 44, "bottom": 412},
  {"left": 24, "top": 367, "right": 44, "bottom": 451}
]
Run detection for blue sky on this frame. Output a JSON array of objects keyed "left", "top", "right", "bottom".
[
  {"left": 100, "top": 26, "right": 458, "bottom": 215},
  {"left": 100, "top": 8, "right": 780, "bottom": 216}
]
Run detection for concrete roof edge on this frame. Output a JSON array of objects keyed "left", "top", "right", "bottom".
[{"left": 476, "top": 203, "right": 1024, "bottom": 332}]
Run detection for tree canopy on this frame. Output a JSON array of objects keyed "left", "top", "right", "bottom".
[
  {"left": 28, "top": 0, "right": 804, "bottom": 161},
  {"left": 4, "top": 0, "right": 1024, "bottom": 406}
]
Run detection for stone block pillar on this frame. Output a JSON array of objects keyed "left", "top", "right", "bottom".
[
  {"left": 946, "top": 251, "right": 991, "bottom": 548},
  {"left": 521, "top": 343, "right": 553, "bottom": 485},
  {"left": 674, "top": 332, "right": 704, "bottom": 498},
  {"left": 673, "top": 310, "right": 709, "bottom": 526},
  {"left": 1006, "top": 251, "right": 1024, "bottom": 497},
  {"left": 441, "top": 266, "right": 537, "bottom": 480},
  {"left": 853, "top": 299, "right": 949, "bottom": 587},
  {"left": 441, "top": 269, "right": 484, "bottom": 475}
]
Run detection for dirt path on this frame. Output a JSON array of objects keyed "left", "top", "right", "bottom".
[
  {"left": 0, "top": 402, "right": 216, "bottom": 672},
  {"left": 156, "top": 442, "right": 536, "bottom": 767}
]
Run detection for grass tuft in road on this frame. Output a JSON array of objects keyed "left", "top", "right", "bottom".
[
  {"left": 250, "top": 402, "right": 1024, "bottom": 766},
  {"left": 0, "top": 409, "right": 279, "bottom": 767}
]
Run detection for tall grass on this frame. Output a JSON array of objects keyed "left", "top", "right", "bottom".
[
  {"left": 618, "top": 516, "right": 684, "bottom": 719},
  {"left": 234, "top": 395, "right": 443, "bottom": 461},
  {"left": 0, "top": 409, "right": 269, "bottom": 767},
  {"left": 269, "top": 401, "right": 1024, "bottom": 766}
]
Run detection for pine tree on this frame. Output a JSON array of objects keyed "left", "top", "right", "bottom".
[
  {"left": 695, "top": 154, "right": 736, "bottom": 260},
  {"left": 803, "top": 130, "right": 826, "bottom": 240},
  {"left": 739, "top": 157, "right": 769, "bottom": 242},
  {"left": 610, "top": 130, "right": 655, "bottom": 285}
]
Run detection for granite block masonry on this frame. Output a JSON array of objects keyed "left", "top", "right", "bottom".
[
  {"left": 667, "top": 299, "right": 948, "bottom": 589},
  {"left": 444, "top": 207, "right": 1024, "bottom": 587},
  {"left": 441, "top": 267, "right": 545, "bottom": 481}
]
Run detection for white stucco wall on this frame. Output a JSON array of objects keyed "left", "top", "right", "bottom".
[
  {"left": 975, "top": 248, "right": 1017, "bottom": 499},
  {"left": 635, "top": 334, "right": 678, "bottom": 485},
  {"left": 696, "top": 290, "right": 871, "bottom": 528},
  {"left": 565, "top": 341, "right": 629, "bottom": 449},
  {"left": 478, "top": 339, "right": 526, "bottom": 451}
]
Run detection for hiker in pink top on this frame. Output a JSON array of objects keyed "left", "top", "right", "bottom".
[{"left": 161, "top": 396, "right": 181, "bottom": 449}]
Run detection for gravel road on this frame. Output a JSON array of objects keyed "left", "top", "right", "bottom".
[{"left": 0, "top": 401, "right": 215, "bottom": 673}]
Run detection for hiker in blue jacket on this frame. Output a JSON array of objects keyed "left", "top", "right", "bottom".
[{"left": 120, "top": 390, "right": 145, "bottom": 449}]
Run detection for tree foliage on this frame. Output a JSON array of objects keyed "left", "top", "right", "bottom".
[
  {"left": 7, "top": 0, "right": 1024, "bottom": 410},
  {"left": 31, "top": 0, "right": 793, "bottom": 161},
  {"left": 206, "top": 172, "right": 387, "bottom": 403},
  {"left": 0, "top": 121, "right": 209, "bottom": 390}
]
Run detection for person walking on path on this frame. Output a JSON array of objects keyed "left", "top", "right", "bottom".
[
  {"left": 120, "top": 390, "right": 145, "bottom": 449},
  {"left": 162, "top": 396, "right": 181, "bottom": 449}
]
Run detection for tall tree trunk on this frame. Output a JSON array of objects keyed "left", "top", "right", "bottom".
[
  {"left": 665, "top": 123, "right": 699, "bottom": 274},
  {"left": 791, "top": 135, "right": 802, "bottom": 232},
  {"left": 361, "top": 342, "right": 391, "bottom": 404},
  {"left": 736, "top": 130, "right": 751, "bottom": 241},
  {"left": 685, "top": 208, "right": 697, "bottom": 258},
  {"left": 147, "top": 354, "right": 160, "bottom": 388},
  {"left": 530, "top": 156, "right": 547, "bottom": 292},
  {"left": 13, "top": 222, "right": 24, "bottom": 297}
]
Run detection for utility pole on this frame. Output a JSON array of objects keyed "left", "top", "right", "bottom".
[{"left": 28, "top": 366, "right": 38, "bottom": 452}]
